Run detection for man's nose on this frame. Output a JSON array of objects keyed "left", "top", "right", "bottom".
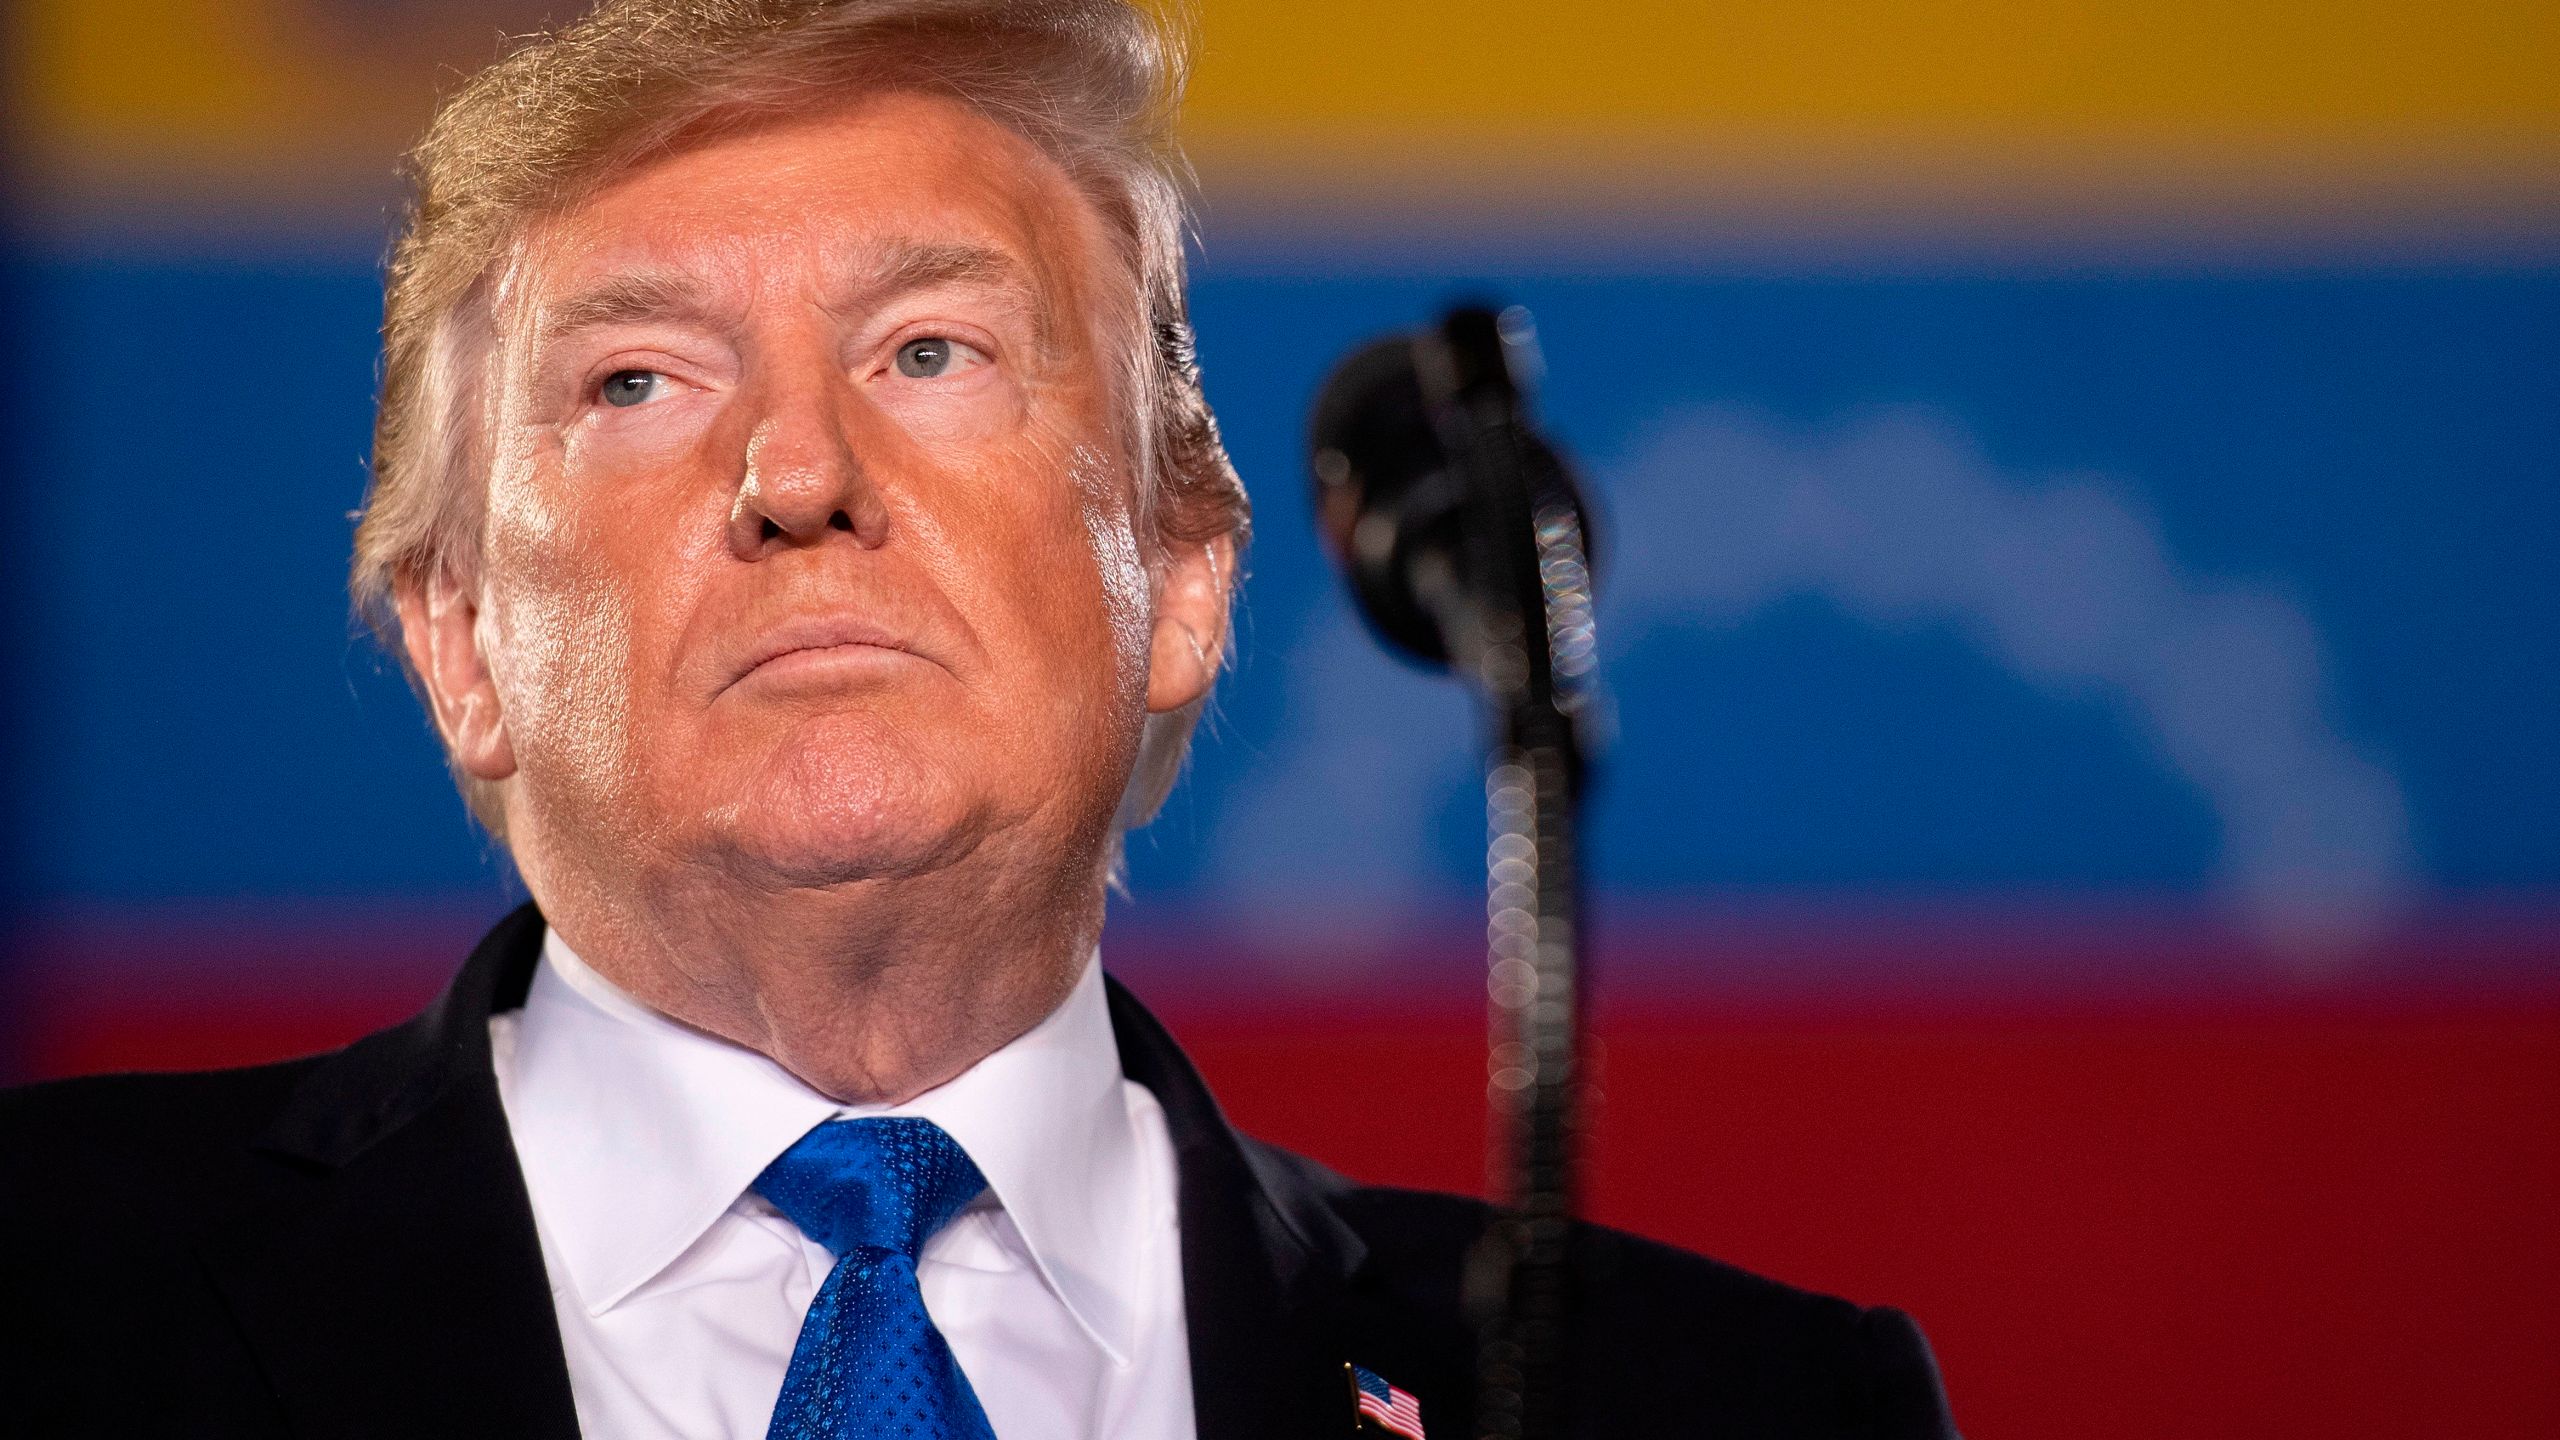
[{"left": 726, "top": 376, "right": 892, "bottom": 559}]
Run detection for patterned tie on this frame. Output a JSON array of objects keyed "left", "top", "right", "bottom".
[{"left": 755, "top": 1117, "right": 998, "bottom": 1440}]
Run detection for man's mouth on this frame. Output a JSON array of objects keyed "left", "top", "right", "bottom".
[{"left": 724, "top": 615, "right": 927, "bottom": 695}]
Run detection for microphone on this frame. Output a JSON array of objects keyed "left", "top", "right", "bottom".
[
  {"left": 1308, "top": 304, "right": 1598, "bottom": 705},
  {"left": 1308, "top": 303, "right": 1598, "bottom": 1440}
]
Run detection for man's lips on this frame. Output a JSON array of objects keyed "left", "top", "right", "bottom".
[{"left": 721, "top": 615, "right": 931, "bottom": 694}]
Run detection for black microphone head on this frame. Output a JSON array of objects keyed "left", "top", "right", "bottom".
[
  {"left": 1309, "top": 332, "right": 1461, "bottom": 666},
  {"left": 1308, "top": 304, "right": 1595, "bottom": 674}
]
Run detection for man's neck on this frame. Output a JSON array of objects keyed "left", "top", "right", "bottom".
[{"left": 516, "top": 838, "right": 1108, "bottom": 1106}]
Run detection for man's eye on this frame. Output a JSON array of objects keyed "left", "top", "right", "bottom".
[
  {"left": 599, "top": 370, "right": 669, "bottom": 408},
  {"left": 894, "top": 337, "right": 967, "bottom": 379}
]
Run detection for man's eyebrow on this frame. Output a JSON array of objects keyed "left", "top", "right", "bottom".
[
  {"left": 859, "top": 240, "right": 1053, "bottom": 348},
  {"left": 866, "top": 240, "right": 1031, "bottom": 300},
  {"left": 530, "top": 243, "right": 1047, "bottom": 355},
  {"left": 534, "top": 272, "right": 722, "bottom": 348}
]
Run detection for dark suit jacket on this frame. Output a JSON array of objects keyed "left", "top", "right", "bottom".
[{"left": 1, "top": 904, "right": 1956, "bottom": 1438}]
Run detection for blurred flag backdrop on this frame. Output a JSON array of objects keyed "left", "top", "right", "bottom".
[{"left": 4, "top": 2, "right": 2556, "bottom": 1435}]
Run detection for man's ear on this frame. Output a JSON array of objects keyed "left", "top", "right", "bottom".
[
  {"left": 1144, "top": 532, "right": 1234, "bottom": 715},
  {"left": 394, "top": 567, "right": 517, "bottom": 782}
]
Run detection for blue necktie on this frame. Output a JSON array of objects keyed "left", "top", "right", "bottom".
[{"left": 755, "top": 1117, "right": 998, "bottom": 1440}]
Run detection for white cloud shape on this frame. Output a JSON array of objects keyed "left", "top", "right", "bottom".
[{"left": 1213, "top": 403, "right": 2416, "bottom": 961}]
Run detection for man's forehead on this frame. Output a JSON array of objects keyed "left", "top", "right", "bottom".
[{"left": 516, "top": 96, "right": 1088, "bottom": 303}]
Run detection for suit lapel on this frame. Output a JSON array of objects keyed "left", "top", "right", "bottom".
[
  {"left": 196, "top": 904, "right": 580, "bottom": 1439},
  {"left": 1108, "top": 978, "right": 1372, "bottom": 1440}
]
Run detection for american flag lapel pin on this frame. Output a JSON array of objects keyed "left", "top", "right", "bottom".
[{"left": 1345, "top": 1363, "right": 1425, "bottom": 1439}]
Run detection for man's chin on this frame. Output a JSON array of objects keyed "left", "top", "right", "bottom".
[
  {"left": 710, "top": 796, "right": 984, "bottom": 890},
  {"left": 700, "top": 753, "right": 988, "bottom": 889}
]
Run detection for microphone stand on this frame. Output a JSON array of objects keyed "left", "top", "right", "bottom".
[
  {"left": 1406, "top": 310, "right": 1598, "bottom": 1440},
  {"left": 1308, "top": 302, "right": 1598, "bottom": 1439}
]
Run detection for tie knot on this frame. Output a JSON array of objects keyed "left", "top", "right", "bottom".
[{"left": 754, "top": 1116, "right": 987, "bottom": 1260}]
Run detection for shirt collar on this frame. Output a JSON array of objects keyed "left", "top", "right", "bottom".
[{"left": 501, "top": 928, "right": 1146, "bottom": 1364}]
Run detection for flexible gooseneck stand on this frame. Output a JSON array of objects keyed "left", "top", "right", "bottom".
[{"left": 1310, "top": 305, "right": 1598, "bottom": 1440}]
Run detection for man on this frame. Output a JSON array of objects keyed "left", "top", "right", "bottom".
[{"left": 0, "top": 2, "right": 1957, "bottom": 1436}]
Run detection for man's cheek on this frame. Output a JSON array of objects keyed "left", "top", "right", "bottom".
[
  {"left": 484, "top": 562, "right": 641, "bottom": 782},
  {"left": 880, "top": 373, "right": 1027, "bottom": 454},
  {"left": 1076, "top": 494, "right": 1152, "bottom": 678},
  {"left": 1053, "top": 436, "right": 1154, "bottom": 675}
]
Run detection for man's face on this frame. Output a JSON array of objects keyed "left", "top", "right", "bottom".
[{"left": 416, "top": 94, "right": 1217, "bottom": 892}]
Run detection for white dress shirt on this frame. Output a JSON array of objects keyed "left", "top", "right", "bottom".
[{"left": 489, "top": 931, "right": 1196, "bottom": 1440}]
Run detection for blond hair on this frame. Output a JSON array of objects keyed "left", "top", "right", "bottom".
[{"left": 351, "top": 0, "right": 1247, "bottom": 839}]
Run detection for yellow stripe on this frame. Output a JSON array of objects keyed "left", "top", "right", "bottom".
[
  {"left": 19, "top": 0, "right": 397, "bottom": 160},
  {"left": 1179, "top": 0, "right": 2560, "bottom": 145},
  {"left": 16, "top": 0, "right": 2557, "bottom": 203}
]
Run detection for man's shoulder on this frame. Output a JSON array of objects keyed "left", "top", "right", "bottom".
[
  {"left": 1240, "top": 1136, "right": 1957, "bottom": 1437},
  {"left": 0, "top": 1055, "right": 326, "bottom": 1154},
  {"left": 1242, "top": 1132, "right": 1879, "bottom": 1326},
  {"left": 0, "top": 1056, "right": 330, "bottom": 1241}
]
